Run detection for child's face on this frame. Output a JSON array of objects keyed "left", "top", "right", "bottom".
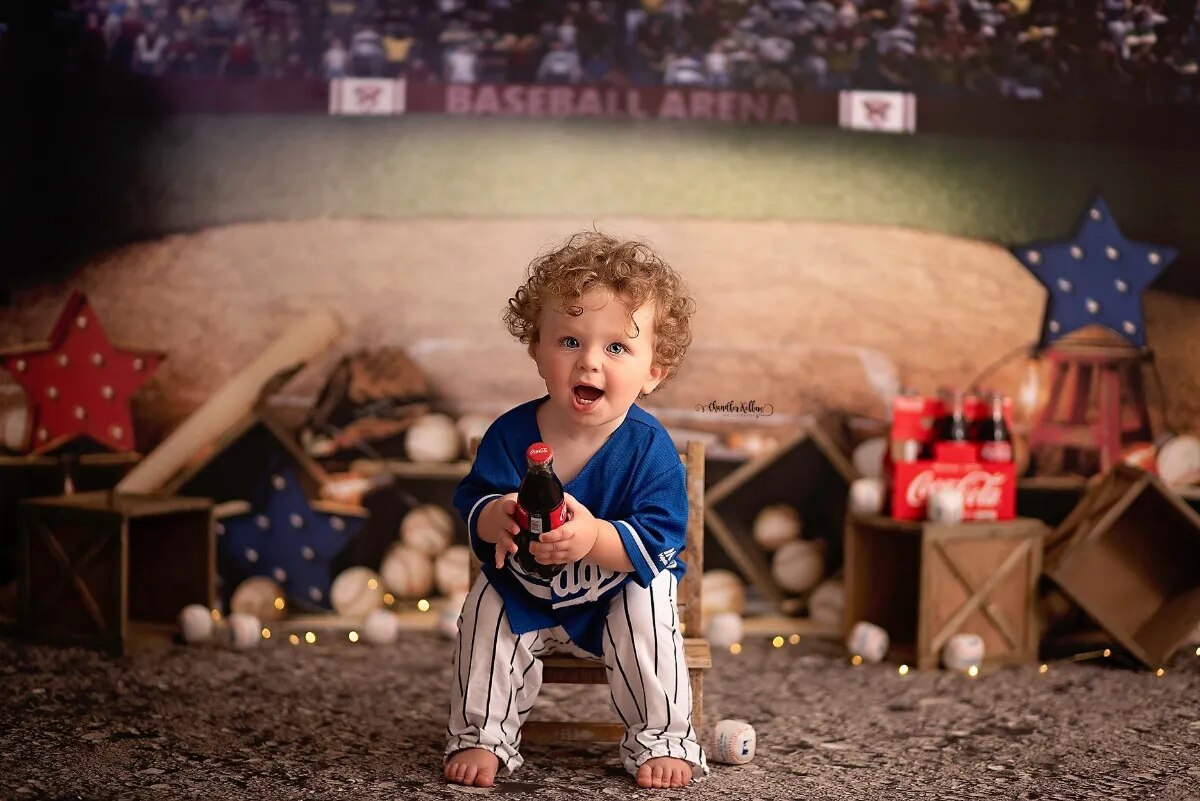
[{"left": 532, "top": 286, "right": 665, "bottom": 429}]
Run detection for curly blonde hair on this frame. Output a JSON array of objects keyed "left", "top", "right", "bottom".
[{"left": 503, "top": 231, "right": 695, "bottom": 389}]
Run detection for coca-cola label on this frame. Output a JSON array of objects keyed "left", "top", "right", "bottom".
[
  {"left": 514, "top": 499, "right": 568, "bottom": 534},
  {"left": 891, "top": 395, "right": 943, "bottom": 445},
  {"left": 979, "top": 442, "right": 1013, "bottom": 463},
  {"left": 890, "top": 460, "right": 1015, "bottom": 521},
  {"left": 526, "top": 443, "right": 553, "bottom": 464}
]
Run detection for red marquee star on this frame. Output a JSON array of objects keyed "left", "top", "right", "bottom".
[{"left": 0, "top": 292, "right": 164, "bottom": 454}]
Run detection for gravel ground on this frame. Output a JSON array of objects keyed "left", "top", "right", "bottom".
[{"left": 2, "top": 633, "right": 1198, "bottom": 801}]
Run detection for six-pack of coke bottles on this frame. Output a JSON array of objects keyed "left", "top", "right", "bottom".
[{"left": 886, "top": 389, "right": 1016, "bottom": 522}]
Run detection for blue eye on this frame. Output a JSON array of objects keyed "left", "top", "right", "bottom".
[
  {"left": 560, "top": 336, "right": 579, "bottom": 349},
  {"left": 606, "top": 342, "right": 626, "bottom": 355}
]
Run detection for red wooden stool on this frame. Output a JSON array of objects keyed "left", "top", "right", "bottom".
[{"left": 1028, "top": 343, "right": 1154, "bottom": 475}]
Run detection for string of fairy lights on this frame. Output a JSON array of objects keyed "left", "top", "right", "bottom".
[
  {"left": 197, "top": 592, "right": 1199, "bottom": 674},
  {"left": 715, "top": 634, "right": 1194, "bottom": 676}
]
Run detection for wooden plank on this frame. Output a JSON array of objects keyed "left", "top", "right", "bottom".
[
  {"left": 522, "top": 721, "right": 624, "bottom": 744},
  {"left": 680, "top": 441, "right": 704, "bottom": 637},
  {"left": 377, "top": 460, "right": 472, "bottom": 480}
]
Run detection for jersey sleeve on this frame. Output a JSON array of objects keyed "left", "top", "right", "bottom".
[
  {"left": 607, "top": 446, "right": 688, "bottom": 589},
  {"left": 452, "top": 424, "right": 521, "bottom": 567}
]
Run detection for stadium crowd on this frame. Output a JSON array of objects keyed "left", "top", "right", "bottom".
[{"left": 34, "top": 0, "right": 1200, "bottom": 101}]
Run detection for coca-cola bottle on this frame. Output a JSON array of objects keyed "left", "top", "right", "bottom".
[
  {"left": 975, "top": 393, "right": 1014, "bottom": 463},
  {"left": 938, "top": 390, "right": 972, "bottom": 443},
  {"left": 512, "top": 442, "right": 568, "bottom": 579}
]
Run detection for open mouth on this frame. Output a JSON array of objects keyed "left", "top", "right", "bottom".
[{"left": 573, "top": 384, "right": 605, "bottom": 406}]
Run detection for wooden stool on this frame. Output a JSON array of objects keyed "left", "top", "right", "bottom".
[{"left": 1027, "top": 343, "right": 1154, "bottom": 474}]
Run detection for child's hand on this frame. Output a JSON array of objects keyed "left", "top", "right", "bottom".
[
  {"left": 481, "top": 494, "right": 520, "bottom": 569},
  {"left": 530, "top": 493, "right": 599, "bottom": 565}
]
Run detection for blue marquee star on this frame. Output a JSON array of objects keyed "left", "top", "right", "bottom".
[
  {"left": 217, "top": 456, "right": 367, "bottom": 611},
  {"left": 1012, "top": 197, "right": 1177, "bottom": 349}
]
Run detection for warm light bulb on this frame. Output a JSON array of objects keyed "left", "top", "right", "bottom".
[
  {"left": 1155, "top": 668, "right": 1164, "bottom": 677},
  {"left": 288, "top": 634, "right": 300, "bottom": 645},
  {"left": 1195, "top": 646, "right": 1200, "bottom": 657},
  {"left": 261, "top": 628, "right": 271, "bottom": 640},
  {"left": 1103, "top": 648, "right": 1111, "bottom": 658},
  {"left": 788, "top": 634, "right": 800, "bottom": 645},
  {"left": 898, "top": 664, "right": 909, "bottom": 675},
  {"left": 349, "top": 631, "right": 360, "bottom": 643},
  {"left": 305, "top": 631, "right": 317, "bottom": 644},
  {"left": 274, "top": 597, "right": 285, "bottom": 611},
  {"left": 383, "top": 593, "right": 395, "bottom": 605},
  {"left": 1039, "top": 664, "right": 1049, "bottom": 674},
  {"left": 850, "top": 654, "right": 863, "bottom": 666},
  {"left": 368, "top": 578, "right": 379, "bottom": 590},
  {"left": 210, "top": 609, "right": 222, "bottom": 621},
  {"left": 730, "top": 643, "right": 742, "bottom": 655},
  {"left": 967, "top": 665, "right": 979, "bottom": 677},
  {"left": 772, "top": 636, "right": 784, "bottom": 648},
  {"left": 417, "top": 599, "right": 431, "bottom": 612}
]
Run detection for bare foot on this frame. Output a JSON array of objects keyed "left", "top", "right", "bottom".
[
  {"left": 444, "top": 748, "right": 501, "bottom": 787},
  {"left": 636, "top": 756, "right": 693, "bottom": 788}
]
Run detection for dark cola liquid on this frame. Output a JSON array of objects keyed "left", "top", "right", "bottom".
[{"left": 513, "top": 444, "right": 567, "bottom": 580}]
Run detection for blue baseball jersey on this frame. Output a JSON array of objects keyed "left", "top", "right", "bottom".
[{"left": 452, "top": 396, "right": 688, "bottom": 656}]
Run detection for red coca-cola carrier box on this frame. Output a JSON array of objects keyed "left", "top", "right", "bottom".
[{"left": 888, "top": 395, "right": 1016, "bottom": 522}]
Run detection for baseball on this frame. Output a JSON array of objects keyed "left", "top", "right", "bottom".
[
  {"left": 752, "top": 504, "right": 802, "bottom": 552},
  {"left": 942, "top": 633, "right": 985, "bottom": 671},
  {"left": 846, "top": 620, "right": 889, "bottom": 663},
  {"left": 701, "top": 570, "right": 746, "bottom": 620},
  {"left": 438, "top": 591, "right": 469, "bottom": 639},
  {"left": 361, "top": 608, "right": 401, "bottom": 645},
  {"left": 1156, "top": 434, "right": 1200, "bottom": 486},
  {"left": 709, "top": 719, "right": 756, "bottom": 765},
  {"left": 771, "top": 540, "right": 824, "bottom": 594},
  {"left": 400, "top": 504, "right": 455, "bottom": 557},
  {"left": 230, "top": 576, "right": 287, "bottom": 622},
  {"left": 330, "top": 566, "right": 386, "bottom": 617},
  {"left": 456, "top": 414, "right": 492, "bottom": 456},
  {"left": 380, "top": 543, "right": 434, "bottom": 598},
  {"left": 225, "top": 612, "right": 262, "bottom": 650},
  {"left": 1, "top": 404, "right": 29, "bottom": 452},
  {"left": 849, "top": 477, "right": 886, "bottom": 516},
  {"left": 807, "top": 579, "right": 844, "bottom": 630},
  {"left": 435, "top": 545, "right": 472, "bottom": 597},
  {"left": 405, "top": 413, "right": 461, "bottom": 463},
  {"left": 178, "top": 604, "right": 215, "bottom": 643},
  {"left": 706, "top": 611, "right": 744, "bottom": 650},
  {"left": 852, "top": 436, "right": 888, "bottom": 479}
]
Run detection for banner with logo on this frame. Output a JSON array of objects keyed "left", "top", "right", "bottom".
[
  {"left": 838, "top": 91, "right": 917, "bottom": 134},
  {"left": 329, "top": 78, "right": 407, "bottom": 116}
]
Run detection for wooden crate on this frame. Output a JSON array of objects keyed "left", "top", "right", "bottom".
[
  {"left": 844, "top": 515, "right": 1046, "bottom": 670},
  {"left": 0, "top": 452, "right": 141, "bottom": 587},
  {"left": 705, "top": 417, "right": 857, "bottom": 612},
  {"left": 1045, "top": 465, "right": 1200, "bottom": 669},
  {"left": 18, "top": 491, "right": 214, "bottom": 654}
]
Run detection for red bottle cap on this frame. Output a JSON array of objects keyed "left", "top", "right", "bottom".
[{"left": 526, "top": 442, "right": 553, "bottom": 465}]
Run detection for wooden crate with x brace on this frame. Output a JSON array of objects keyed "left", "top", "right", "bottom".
[
  {"left": 844, "top": 515, "right": 1047, "bottom": 670},
  {"left": 17, "top": 491, "right": 214, "bottom": 655}
]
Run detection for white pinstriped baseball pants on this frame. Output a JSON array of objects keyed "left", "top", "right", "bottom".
[{"left": 445, "top": 569, "right": 709, "bottom": 779}]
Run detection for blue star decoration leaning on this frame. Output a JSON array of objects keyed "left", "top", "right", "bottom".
[
  {"left": 217, "top": 457, "right": 368, "bottom": 611},
  {"left": 1012, "top": 197, "right": 1177, "bottom": 350}
]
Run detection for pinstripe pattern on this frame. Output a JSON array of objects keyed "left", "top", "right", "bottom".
[{"left": 445, "top": 571, "right": 708, "bottom": 779}]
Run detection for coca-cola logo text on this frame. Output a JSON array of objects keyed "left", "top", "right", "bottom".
[{"left": 905, "top": 469, "right": 1007, "bottom": 509}]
